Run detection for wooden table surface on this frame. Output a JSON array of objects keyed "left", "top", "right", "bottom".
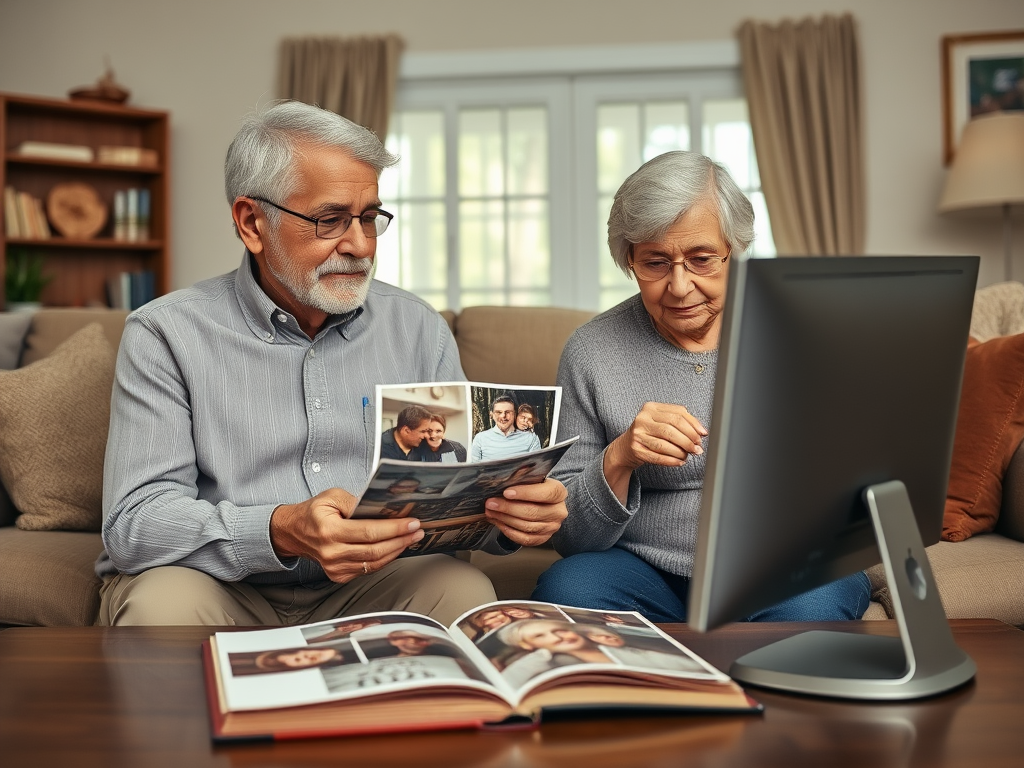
[{"left": 1, "top": 619, "right": 1021, "bottom": 767}]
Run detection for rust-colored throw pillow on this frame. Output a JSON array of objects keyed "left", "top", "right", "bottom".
[
  {"left": 943, "top": 332, "right": 1024, "bottom": 541},
  {"left": 0, "top": 323, "right": 115, "bottom": 531}
]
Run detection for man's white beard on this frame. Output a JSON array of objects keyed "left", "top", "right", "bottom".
[{"left": 267, "top": 244, "right": 374, "bottom": 315}]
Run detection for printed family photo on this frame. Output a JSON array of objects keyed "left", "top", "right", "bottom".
[
  {"left": 469, "top": 385, "right": 560, "bottom": 460},
  {"left": 376, "top": 383, "right": 472, "bottom": 465},
  {"left": 373, "top": 381, "right": 561, "bottom": 467}
]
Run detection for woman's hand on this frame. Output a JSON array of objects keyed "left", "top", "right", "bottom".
[{"left": 603, "top": 402, "right": 708, "bottom": 503}]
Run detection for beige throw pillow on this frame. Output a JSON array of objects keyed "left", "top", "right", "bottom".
[{"left": 0, "top": 323, "right": 115, "bottom": 531}]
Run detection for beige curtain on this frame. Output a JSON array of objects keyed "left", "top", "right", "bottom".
[
  {"left": 737, "top": 15, "right": 865, "bottom": 255},
  {"left": 277, "top": 34, "right": 405, "bottom": 140}
]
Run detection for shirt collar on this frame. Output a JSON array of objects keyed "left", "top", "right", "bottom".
[{"left": 234, "top": 250, "right": 364, "bottom": 343}]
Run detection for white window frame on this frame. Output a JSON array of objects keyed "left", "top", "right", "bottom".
[
  {"left": 388, "top": 78, "right": 573, "bottom": 310},
  {"left": 394, "top": 41, "right": 742, "bottom": 311}
]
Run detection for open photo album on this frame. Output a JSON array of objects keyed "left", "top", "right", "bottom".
[{"left": 204, "top": 600, "right": 760, "bottom": 742}]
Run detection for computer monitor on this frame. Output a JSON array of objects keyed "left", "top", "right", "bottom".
[{"left": 688, "top": 255, "right": 979, "bottom": 700}]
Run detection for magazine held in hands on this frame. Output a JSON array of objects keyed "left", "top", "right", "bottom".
[
  {"left": 355, "top": 382, "right": 576, "bottom": 555},
  {"left": 205, "top": 600, "right": 760, "bottom": 741}
]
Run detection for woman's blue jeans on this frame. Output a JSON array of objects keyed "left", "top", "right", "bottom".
[{"left": 532, "top": 546, "right": 871, "bottom": 624}]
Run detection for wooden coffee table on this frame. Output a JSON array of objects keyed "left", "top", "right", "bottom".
[{"left": 1, "top": 619, "right": 1021, "bottom": 767}]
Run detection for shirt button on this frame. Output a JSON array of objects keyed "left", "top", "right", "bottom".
[
  {"left": 314, "top": 399, "right": 322, "bottom": 409},
  {"left": 264, "top": 332, "right": 273, "bottom": 340},
  {"left": 309, "top": 348, "right": 316, "bottom": 358},
  {"left": 276, "top": 313, "right": 287, "bottom": 323},
  {"left": 311, "top": 462, "right": 321, "bottom": 473}
]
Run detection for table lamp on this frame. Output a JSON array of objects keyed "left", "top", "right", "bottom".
[{"left": 938, "top": 112, "right": 1024, "bottom": 282}]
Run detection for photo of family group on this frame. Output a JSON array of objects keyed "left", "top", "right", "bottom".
[
  {"left": 373, "top": 381, "right": 561, "bottom": 467},
  {"left": 455, "top": 602, "right": 720, "bottom": 692},
  {"left": 226, "top": 614, "right": 491, "bottom": 699}
]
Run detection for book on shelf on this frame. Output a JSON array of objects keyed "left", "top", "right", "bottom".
[
  {"left": 3, "top": 186, "right": 19, "bottom": 238},
  {"left": 126, "top": 188, "right": 139, "bottom": 241},
  {"left": 107, "top": 270, "right": 155, "bottom": 310},
  {"left": 6, "top": 189, "right": 51, "bottom": 240},
  {"left": 14, "top": 140, "right": 94, "bottom": 163},
  {"left": 113, "top": 190, "right": 126, "bottom": 240},
  {"left": 113, "top": 188, "right": 150, "bottom": 242},
  {"left": 204, "top": 600, "right": 761, "bottom": 742},
  {"left": 138, "top": 188, "right": 150, "bottom": 240},
  {"left": 97, "top": 145, "right": 158, "bottom": 167}
]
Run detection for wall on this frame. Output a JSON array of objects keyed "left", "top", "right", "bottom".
[{"left": 0, "top": 0, "right": 1021, "bottom": 295}]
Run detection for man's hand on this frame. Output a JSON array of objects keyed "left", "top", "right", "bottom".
[
  {"left": 602, "top": 402, "right": 708, "bottom": 503},
  {"left": 269, "top": 488, "right": 424, "bottom": 583},
  {"left": 484, "top": 477, "right": 568, "bottom": 547}
]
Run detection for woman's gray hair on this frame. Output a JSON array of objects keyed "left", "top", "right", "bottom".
[
  {"left": 607, "top": 150, "right": 755, "bottom": 275},
  {"left": 224, "top": 100, "right": 399, "bottom": 223}
]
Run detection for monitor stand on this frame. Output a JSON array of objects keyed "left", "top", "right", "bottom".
[{"left": 729, "top": 480, "right": 976, "bottom": 700}]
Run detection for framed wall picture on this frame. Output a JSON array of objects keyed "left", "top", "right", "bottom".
[{"left": 942, "top": 30, "right": 1024, "bottom": 164}]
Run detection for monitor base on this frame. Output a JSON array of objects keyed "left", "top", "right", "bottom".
[{"left": 729, "top": 480, "right": 976, "bottom": 700}]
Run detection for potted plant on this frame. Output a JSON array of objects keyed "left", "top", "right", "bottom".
[{"left": 5, "top": 249, "right": 52, "bottom": 312}]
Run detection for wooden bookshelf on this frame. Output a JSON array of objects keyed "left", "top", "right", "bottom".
[{"left": 1, "top": 92, "right": 170, "bottom": 309}]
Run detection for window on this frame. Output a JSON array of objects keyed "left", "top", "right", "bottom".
[{"left": 377, "top": 44, "right": 774, "bottom": 312}]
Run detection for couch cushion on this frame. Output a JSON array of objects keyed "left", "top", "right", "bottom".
[
  {"left": 0, "top": 323, "right": 115, "bottom": 532},
  {"left": 471, "top": 547, "right": 561, "bottom": 601},
  {"left": 455, "top": 306, "right": 596, "bottom": 386},
  {"left": 942, "top": 332, "right": 1024, "bottom": 542},
  {"left": 867, "top": 534, "right": 1024, "bottom": 626},
  {"left": 0, "top": 528, "right": 105, "bottom": 626},
  {"left": 20, "top": 307, "right": 129, "bottom": 366},
  {"left": 0, "top": 311, "right": 33, "bottom": 369},
  {"left": 969, "top": 281, "right": 1024, "bottom": 343}
]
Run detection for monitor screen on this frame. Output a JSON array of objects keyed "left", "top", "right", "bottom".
[{"left": 689, "top": 255, "right": 978, "bottom": 632}]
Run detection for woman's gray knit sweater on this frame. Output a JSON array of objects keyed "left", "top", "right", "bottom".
[{"left": 550, "top": 294, "right": 718, "bottom": 579}]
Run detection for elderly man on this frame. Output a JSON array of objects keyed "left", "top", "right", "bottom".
[
  {"left": 380, "top": 404, "right": 432, "bottom": 460},
  {"left": 97, "top": 101, "right": 567, "bottom": 627},
  {"left": 470, "top": 395, "right": 541, "bottom": 461}
]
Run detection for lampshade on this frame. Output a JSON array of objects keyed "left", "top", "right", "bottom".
[{"left": 939, "top": 112, "right": 1024, "bottom": 212}]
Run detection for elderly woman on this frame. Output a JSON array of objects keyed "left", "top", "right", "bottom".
[{"left": 531, "top": 151, "right": 869, "bottom": 623}]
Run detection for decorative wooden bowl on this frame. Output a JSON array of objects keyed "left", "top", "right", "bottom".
[{"left": 46, "top": 182, "right": 108, "bottom": 239}]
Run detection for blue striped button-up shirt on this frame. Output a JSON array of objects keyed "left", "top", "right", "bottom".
[{"left": 97, "top": 252, "right": 467, "bottom": 584}]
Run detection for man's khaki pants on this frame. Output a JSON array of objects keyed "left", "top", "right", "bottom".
[{"left": 98, "top": 555, "right": 497, "bottom": 627}]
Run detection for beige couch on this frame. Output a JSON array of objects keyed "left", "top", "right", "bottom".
[{"left": 1, "top": 301, "right": 1022, "bottom": 628}]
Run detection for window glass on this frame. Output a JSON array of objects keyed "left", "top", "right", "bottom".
[
  {"left": 703, "top": 98, "right": 776, "bottom": 257},
  {"left": 595, "top": 100, "right": 690, "bottom": 310},
  {"left": 383, "top": 65, "right": 774, "bottom": 312}
]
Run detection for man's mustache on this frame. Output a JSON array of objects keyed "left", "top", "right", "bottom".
[{"left": 316, "top": 256, "right": 372, "bottom": 277}]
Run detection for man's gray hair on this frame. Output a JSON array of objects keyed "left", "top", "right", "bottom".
[
  {"left": 224, "top": 100, "right": 399, "bottom": 220},
  {"left": 607, "top": 150, "right": 755, "bottom": 275}
]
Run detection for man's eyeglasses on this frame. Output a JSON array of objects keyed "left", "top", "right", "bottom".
[
  {"left": 628, "top": 252, "right": 728, "bottom": 281},
  {"left": 250, "top": 197, "right": 393, "bottom": 239}
]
